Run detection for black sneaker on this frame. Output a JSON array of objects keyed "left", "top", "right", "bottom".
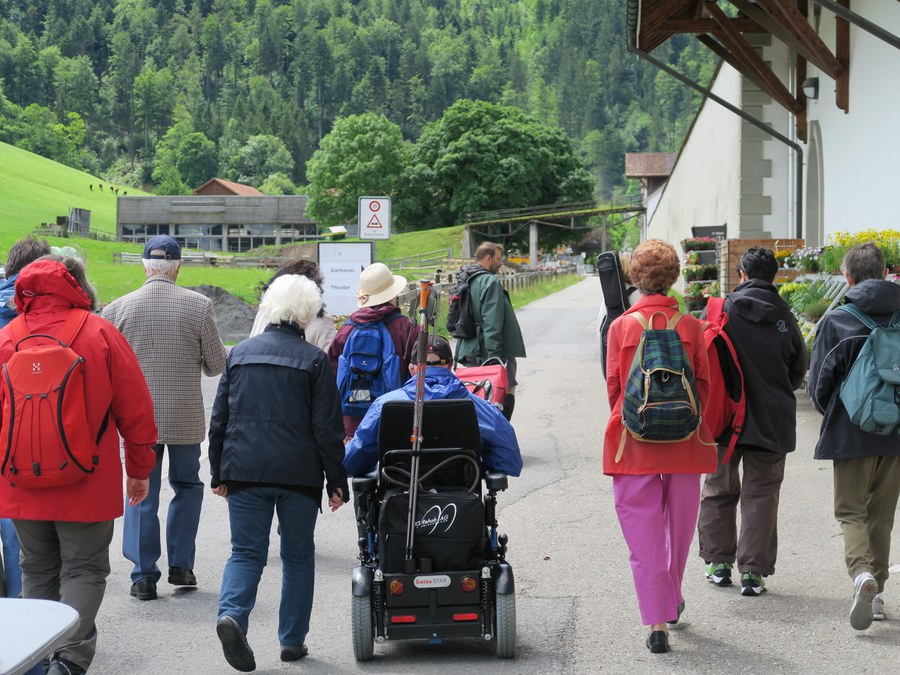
[
  {"left": 705, "top": 562, "right": 733, "bottom": 586},
  {"left": 217, "top": 615, "right": 256, "bottom": 672},
  {"left": 740, "top": 572, "right": 767, "bottom": 596}
]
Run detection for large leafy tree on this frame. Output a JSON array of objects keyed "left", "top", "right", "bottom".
[
  {"left": 306, "top": 113, "right": 406, "bottom": 228},
  {"left": 397, "top": 99, "right": 595, "bottom": 230}
]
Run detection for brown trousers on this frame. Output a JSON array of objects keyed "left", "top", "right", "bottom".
[
  {"left": 698, "top": 445, "right": 787, "bottom": 576},
  {"left": 833, "top": 455, "right": 900, "bottom": 592}
]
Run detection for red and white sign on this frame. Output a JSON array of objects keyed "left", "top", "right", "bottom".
[
  {"left": 358, "top": 196, "right": 391, "bottom": 240},
  {"left": 413, "top": 574, "right": 451, "bottom": 589}
]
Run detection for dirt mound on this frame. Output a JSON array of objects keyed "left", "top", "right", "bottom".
[{"left": 187, "top": 285, "right": 256, "bottom": 344}]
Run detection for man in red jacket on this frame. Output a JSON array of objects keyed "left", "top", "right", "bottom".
[{"left": 0, "top": 259, "right": 157, "bottom": 675}]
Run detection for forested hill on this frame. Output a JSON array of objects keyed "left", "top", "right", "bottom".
[{"left": 0, "top": 0, "right": 714, "bottom": 199}]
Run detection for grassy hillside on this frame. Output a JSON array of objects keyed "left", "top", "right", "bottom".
[{"left": 0, "top": 143, "right": 469, "bottom": 304}]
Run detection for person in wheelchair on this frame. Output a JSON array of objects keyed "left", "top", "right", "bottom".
[{"left": 343, "top": 335, "right": 523, "bottom": 478}]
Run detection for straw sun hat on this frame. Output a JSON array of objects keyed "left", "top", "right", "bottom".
[{"left": 356, "top": 263, "right": 408, "bottom": 308}]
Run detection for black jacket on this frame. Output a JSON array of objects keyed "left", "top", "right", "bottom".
[
  {"left": 722, "top": 278, "right": 807, "bottom": 453},
  {"left": 208, "top": 323, "right": 348, "bottom": 499},
  {"left": 808, "top": 279, "right": 900, "bottom": 460}
]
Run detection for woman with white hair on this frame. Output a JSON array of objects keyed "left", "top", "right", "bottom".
[{"left": 208, "top": 274, "right": 348, "bottom": 672}]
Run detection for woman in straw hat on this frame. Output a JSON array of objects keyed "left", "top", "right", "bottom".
[{"left": 326, "top": 263, "right": 418, "bottom": 439}]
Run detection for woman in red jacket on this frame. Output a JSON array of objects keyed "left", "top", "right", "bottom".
[
  {"left": 0, "top": 258, "right": 157, "bottom": 675},
  {"left": 603, "top": 240, "right": 717, "bottom": 654}
]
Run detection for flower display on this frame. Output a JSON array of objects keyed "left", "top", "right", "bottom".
[{"left": 680, "top": 237, "right": 718, "bottom": 252}]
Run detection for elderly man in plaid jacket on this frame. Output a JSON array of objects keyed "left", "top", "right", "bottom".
[{"left": 103, "top": 235, "right": 227, "bottom": 601}]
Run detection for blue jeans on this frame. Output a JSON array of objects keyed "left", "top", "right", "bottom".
[
  {"left": 218, "top": 487, "right": 319, "bottom": 648},
  {"left": 0, "top": 518, "right": 22, "bottom": 597},
  {"left": 123, "top": 444, "right": 204, "bottom": 583}
]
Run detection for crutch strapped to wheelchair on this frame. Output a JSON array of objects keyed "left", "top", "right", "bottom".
[{"left": 350, "top": 279, "right": 516, "bottom": 660}]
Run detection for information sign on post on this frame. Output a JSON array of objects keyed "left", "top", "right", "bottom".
[
  {"left": 358, "top": 196, "right": 391, "bottom": 240},
  {"left": 318, "top": 242, "right": 375, "bottom": 316}
]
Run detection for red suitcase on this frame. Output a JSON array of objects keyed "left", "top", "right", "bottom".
[{"left": 455, "top": 359, "right": 508, "bottom": 409}]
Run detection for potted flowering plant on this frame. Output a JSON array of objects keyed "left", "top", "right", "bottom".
[
  {"left": 683, "top": 263, "right": 718, "bottom": 282},
  {"left": 681, "top": 237, "right": 717, "bottom": 252}
]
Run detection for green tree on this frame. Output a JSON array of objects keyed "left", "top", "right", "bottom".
[
  {"left": 306, "top": 112, "right": 406, "bottom": 228},
  {"left": 233, "top": 134, "right": 294, "bottom": 186},
  {"left": 176, "top": 131, "right": 218, "bottom": 189},
  {"left": 398, "top": 99, "right": 594, "bottom": 230}
]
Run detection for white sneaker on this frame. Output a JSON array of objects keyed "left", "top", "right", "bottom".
[
  {"left": 850, "top": 572, "right": 878, "bottom": 630},
  {"left": 872, "top": 592, "right": 885, "bottom": 621}
]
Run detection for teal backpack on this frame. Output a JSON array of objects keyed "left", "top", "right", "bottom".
[{"left": 837, "top": 304, "right": 900, "bottom": 435}]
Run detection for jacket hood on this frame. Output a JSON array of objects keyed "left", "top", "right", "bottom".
[
  {"left": 349, "top": 303, "right": 404, "bottom": 324},
  {"left": 399, "top": 367, "right": 468, "bottom": 399},
  {"left": 0, "top": 274, "right": 17, "bottom": 321},
  {"left": 728, "top": 278, "right": 792, "bottom": 325},
  {"left": 845, "top": 278, "right": 900, "bottom": 316},
  {"left": 14, "top": 260, "right": 92, "bottom": 315}
]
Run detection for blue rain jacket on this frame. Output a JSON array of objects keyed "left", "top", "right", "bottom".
[{"left": 343, "top": 367, "right": 523, "bottom": 477}]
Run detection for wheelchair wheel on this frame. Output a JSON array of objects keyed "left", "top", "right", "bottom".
[
  {"left": 351, "top": 593, "right": 375, "bottom": 661},
  {"left": 495, "top": 590, "right": 516, "bottom": 659}
]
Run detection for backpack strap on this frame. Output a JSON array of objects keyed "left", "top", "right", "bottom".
[
  {"left": 706, "top": 296, "right": 726, "bottom": 323},
  {"left": 7, "top": 310, "right": 90, "bottom": 350},
  {"left": 630, "top": 311, "right": 676, "bottom": 331},
  {"left": 838, "top": 303, "right": 879, "bottom": 331},
  {"left": 56, "top": 309, "right": 91, "bottom": 347}
]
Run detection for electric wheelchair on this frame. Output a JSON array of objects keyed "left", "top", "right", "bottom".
[{"left": 350, "top": 398, "right": 515, "bottom": 660}]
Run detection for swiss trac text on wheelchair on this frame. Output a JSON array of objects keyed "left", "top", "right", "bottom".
[{"left": 349, "top": 397, "right": 516, "bottom": 660}]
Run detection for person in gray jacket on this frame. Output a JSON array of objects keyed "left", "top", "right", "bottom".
[
  {"left": 102, "top": 235, "right": 227, "bottom": 601},
  {"left": 808, "top": 242, "right": 900, "bottom": 630},
  {"left": 698, "top": 246, "right": 807, "bottom": 597},
  {"left": 208, "top": 274, "right": 347, "bottom": 671}
]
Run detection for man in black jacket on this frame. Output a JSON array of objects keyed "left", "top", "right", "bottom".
[
  {"left": 808, "top": 242, "right": 900, "bottom": 630},
  {"left": 698, "top": 246, "right": 807, "bottom": 597}
]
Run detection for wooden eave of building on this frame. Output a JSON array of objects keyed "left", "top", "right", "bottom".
[{"left": 629, "top": 0, "right": 848, "bottom": 124}]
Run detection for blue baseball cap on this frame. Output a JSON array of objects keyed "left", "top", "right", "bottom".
[{"left": 143, "top": 235, "right": 181, "bottom": 260}]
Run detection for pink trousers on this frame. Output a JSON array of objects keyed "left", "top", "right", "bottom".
[{"left": 613, "top": 473, "right": 702, "bottom": 625}]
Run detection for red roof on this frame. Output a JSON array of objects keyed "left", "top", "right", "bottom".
[
  {"left": 624, "top": 153, "right": 678, "bottom": 179},
  {"left": 193, "top": 178, "right": 263, "bottom": 196}
]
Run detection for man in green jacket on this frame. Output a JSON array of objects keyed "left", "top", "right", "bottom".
[{"left": 456, "top": 242, "right": 526, "bottom": 420}]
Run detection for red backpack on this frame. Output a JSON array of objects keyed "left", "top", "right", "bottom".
[
  {"left": 701, "top": 297, "right": 746, "bottom": 463},
  {"left": 1, "top": 310, "right": 105, "bottom": 488}
]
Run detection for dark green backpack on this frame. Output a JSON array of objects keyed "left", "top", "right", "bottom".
[{"left": 618, "top": 311, "right": 701, "bottom": 459}]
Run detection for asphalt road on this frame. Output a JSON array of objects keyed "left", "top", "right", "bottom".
[{"left": 91, "top": 276, "right": 899, "bottom": 674}]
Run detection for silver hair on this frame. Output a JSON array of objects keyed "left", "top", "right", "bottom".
[
  {"left": 142, "top": 258, "right": 181, "bottom": 277},
  {"left": 259, "top": 275, "right": 323, "bottom": 328}
]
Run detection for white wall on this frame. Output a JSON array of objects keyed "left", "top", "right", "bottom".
[
  {"left": 760, "top": 38, "right": 796, "bottom": 239},
  {"left": 646, "top": 66, "right": 742, "bottom": 245},
  {"left": 805, "top": 1, "right": 900, "bottom": 238}
]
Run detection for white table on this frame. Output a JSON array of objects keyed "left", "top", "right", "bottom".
[{"left": 0, "top": 599, "right": 79, "bottom": 675}]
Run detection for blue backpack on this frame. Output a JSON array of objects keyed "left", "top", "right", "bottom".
[
  {"left": 336, "top": 314, "right": 403, "bottom": 416},
  {"left": 837, "top": 304, "right": 900, "bottom": 436}
]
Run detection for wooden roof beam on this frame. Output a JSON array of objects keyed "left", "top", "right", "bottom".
[
  {"left": 704, "top": 2, "right": 802, "bottom": 113},
  {"left": 728, "top": 0, "right": 835, "bottom": 74},
  {"left": 695, "top": 34, "right": 771, "bottom": 93},
  {"left": 751, "top": 0, "right": 846, "bottom": 80},
  {"left": 660, "top": 17, "right": 764, "bottom": 33}
]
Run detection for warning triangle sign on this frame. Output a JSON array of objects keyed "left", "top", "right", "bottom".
[{"left": 367, "top": 214, "right": 383, "bottom": 228}]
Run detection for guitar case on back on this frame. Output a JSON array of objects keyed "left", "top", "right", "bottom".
[{"left": 597, "top": 251, "right": 635, "bottom": 378}]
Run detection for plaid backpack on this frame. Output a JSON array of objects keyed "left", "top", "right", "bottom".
[{"left": 617, "top": 310, "right": 701, "bottom": 461}]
